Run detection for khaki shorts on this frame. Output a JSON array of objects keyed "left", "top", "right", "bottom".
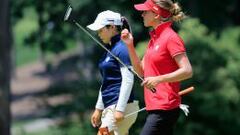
[{"left": 100, "top": 101, "right": 139, "bottom": 135}]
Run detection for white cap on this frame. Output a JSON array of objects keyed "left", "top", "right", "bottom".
[{"left": 87, "top": 10, "right": 123, "bottom": 31}]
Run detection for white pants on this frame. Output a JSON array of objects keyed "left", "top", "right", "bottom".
[{"left": 100, "top": 101, "right": 139, "bottom": 135}]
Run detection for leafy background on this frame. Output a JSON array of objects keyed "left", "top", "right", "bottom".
[{"left": 9, "top": 0, "right": 240, "bottom": 135}]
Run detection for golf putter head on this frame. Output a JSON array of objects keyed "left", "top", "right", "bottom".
[{"left": 64, "top": 5, "right": 73, "bottom": 21}]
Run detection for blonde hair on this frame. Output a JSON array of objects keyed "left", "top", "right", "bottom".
[{"left": 153, "top": 0, "right": 186, "bottom": 22}]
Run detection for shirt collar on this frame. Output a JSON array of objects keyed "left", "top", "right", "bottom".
[
  {"left": 149, "top": 22, "right": 172, "bottom": 38},
  {"left": 105, "top": 34, "right": 121, "bottom": 49},
  {"left": 110, "top": 34, "right": 121, "bottom": 46}
]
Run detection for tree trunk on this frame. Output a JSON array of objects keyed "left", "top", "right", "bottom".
[{"left": 0, "top": 0, "right": 12, "bottom": 134}]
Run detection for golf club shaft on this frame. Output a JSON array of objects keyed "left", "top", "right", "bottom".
[
  {"left": 73, "top": 20, "right": 156, "bottom": 92},
  {"left": 124, "top": 107, "right": 146, "bottom": 118},
  {"left": 124, "top": 86, "right": 194, "bottom": 118}
]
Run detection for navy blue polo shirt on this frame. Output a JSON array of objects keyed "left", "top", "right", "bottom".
[{"left": 99, "top": 34, "right": 134, "bottom": 108}]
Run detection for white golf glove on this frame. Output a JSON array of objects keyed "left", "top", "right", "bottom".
[{"left": 180, "top": 104, "right": 190, "bottom": 116}]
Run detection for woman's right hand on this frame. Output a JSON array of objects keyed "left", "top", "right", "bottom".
[
  {"left": 121, "top": 29, "right": 134, "bottom": 47},
  {"left": 91, "top": 109, "right": 102, "bottom": 127}
]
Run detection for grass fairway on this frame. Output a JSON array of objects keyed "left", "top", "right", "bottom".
[{"left": 13, "top": 7, "right": 39, "bottom": 67}]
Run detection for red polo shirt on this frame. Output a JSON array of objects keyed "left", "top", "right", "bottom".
[{"left": 143, "top": 22, "right": 186, "bottom": 110}]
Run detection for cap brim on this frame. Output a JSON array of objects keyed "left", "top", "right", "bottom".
[
  {"left": 87, "top": 23, "right": 105, "bottom": 31},
  {"left": 134, "top": 4, "right": 151, "bottom": 11}
]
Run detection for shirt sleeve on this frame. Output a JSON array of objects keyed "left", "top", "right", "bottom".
[
  {"left": 167, "top": 35, "right": 186, "bottom": 57},
  {"left": 115, "top": 67, "right": 134, "bottom": 112},
  {"left": 95, "top": 86, "right": 104, "bottom": 110}
]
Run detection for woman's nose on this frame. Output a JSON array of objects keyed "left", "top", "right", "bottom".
[{"left": 141, "top": 12, "right": 145, "bottom": 17}]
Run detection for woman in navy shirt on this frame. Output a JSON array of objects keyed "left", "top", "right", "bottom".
[{"left": 87, "top": 10, "right": 139, "bottom": 135}]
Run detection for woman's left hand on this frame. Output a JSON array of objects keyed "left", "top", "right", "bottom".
[
  {"left": 114, "top": 111, "right": 124, "bottom": 123},
  {"left": 141, "top": 76, "right": 161, "bottom": 89}
]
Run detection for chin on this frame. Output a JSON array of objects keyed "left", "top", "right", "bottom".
[
  {"left": 102, "top": 40, "right": 107, "bottom": 44},
  {"left": 143, "top": 21, "right": 149, "bottom": 27},
  {"left": 103, "top": 41, "right": 108, "bottom": 44}
]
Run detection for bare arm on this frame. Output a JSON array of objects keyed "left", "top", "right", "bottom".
[
  {"left": 142, "top": 53, "right": 193, "bottom": 88},
  {"left": 158, "top": 53, "right": 193, "bottom": 82},
  {"left": 121, "top": 29, "right": 144, "bottom": 77},
  {"left": 126, "top": 44, "right": 144, "bottom": 77}
]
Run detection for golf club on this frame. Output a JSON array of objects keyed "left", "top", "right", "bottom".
[
  {"left": 64, "top": 5, "right": 195, "bottom": 120},
  {"left": 125, "top": 86, "right": 195, "bottom": 118},
  {"left": 64, "top": 5, "right": 156, "bottom": 93}
]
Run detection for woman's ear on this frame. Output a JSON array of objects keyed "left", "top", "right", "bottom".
[{"left": 110, "top": 25, "right": 116, "bottom": 29}]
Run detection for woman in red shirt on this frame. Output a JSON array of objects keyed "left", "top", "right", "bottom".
[{"left": 121, "top": 0, "right": 193, "bottom": 134}]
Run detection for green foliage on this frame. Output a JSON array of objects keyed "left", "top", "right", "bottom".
[
  {"left": 11, "top": 0, "right": 240, "bottom": 134},
  {"left": 12, "top": 121, "right": 95, "bottom": 135},
  {"left": 181, "top": 0, "right": 239, "bottom": 31},
  {"left": 11, "top": 0, "right": 240, "bottom": 55},
  {"left": 176, "top": 18, "right": 240, "bottom": 135},
  {"left": 13, "top": 7, "right": 39, "bottom": 66},
  {"left": 135, "top": 41, "right": 148, "bottom": 58}
]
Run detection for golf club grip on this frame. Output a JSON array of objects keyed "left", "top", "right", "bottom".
[
  {"left": 178, "top": 86, "right": 194, "bottom": 96},
  {"left": 151, "top": 88, "right": 156, "bottom": 93},
  {"left": 124, "top": 86, "right": 194, "bottom": 118}
]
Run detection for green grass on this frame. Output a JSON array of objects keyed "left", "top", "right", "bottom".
[
  {"left": 13, "top": 7, "right": 39, "bottom": 67},
  {"left": 15, "top": 44, "right": 40, "bottom": 67},
  {"left": 12, "top": 120, "right": 96, "bottom": 135}
]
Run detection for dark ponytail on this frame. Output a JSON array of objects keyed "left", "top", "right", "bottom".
[{"left": 116, "top": 16, "right": 132, "bottom": 33}]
